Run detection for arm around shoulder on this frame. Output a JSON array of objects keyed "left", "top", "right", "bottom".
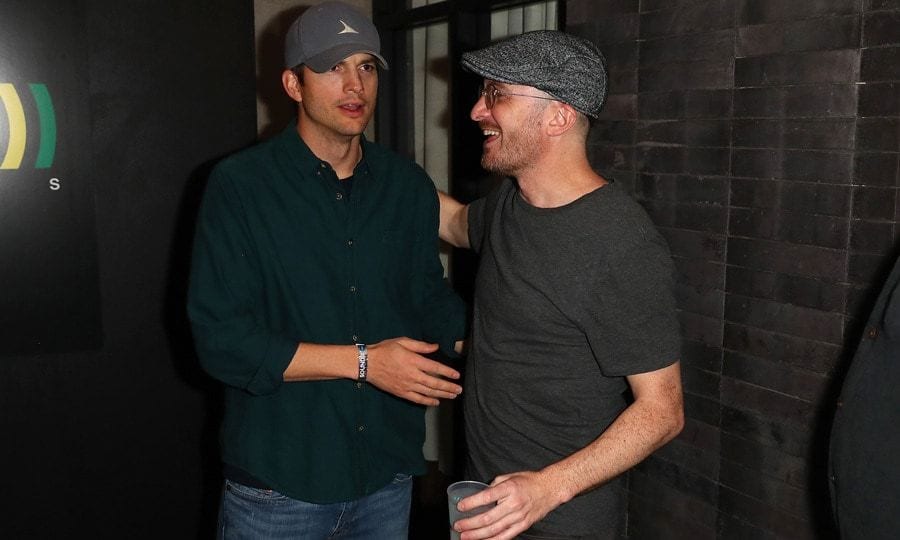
[{"left": 438, "top": 190, "right": 470, "bottom": 249}]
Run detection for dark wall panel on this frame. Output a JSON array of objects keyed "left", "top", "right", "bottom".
[
  {"left": 0, "top": 1, "right": 256, "bottom": 538},
  {"left": 570, "top": 0, "right": 900, "bottom": 538}
]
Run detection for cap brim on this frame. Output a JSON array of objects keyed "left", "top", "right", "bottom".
[
  {"left": 305, "top": 44, "right": 389, "bottom": 73},
  {"left": 460, "top": 55, "right": 523, "bottom": 87}
]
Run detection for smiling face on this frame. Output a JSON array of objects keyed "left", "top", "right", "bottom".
[
  {"left": 470, "top": 80, "right": 550, "bottom": 177},
  {"left": 292, "top": 53, "right": 378, "bottom": 143}
]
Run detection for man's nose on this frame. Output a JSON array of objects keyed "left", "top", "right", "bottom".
[
  {"left": 345, "top": 71, "right": 363, "bottom": 94},
  {"left": 470, "top": 94, "right": 488, "bottom": 121}
]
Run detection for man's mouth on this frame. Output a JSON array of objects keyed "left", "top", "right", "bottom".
[
  {"left": 340, "top": 102, "right": 365, "bottom": 115},
  {"left": 481, "top": 126, "right": 500, "bottom": 144}
]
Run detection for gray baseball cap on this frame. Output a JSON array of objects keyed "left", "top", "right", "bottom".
[
  {"left": 284, "top": 0, "right": 388, "bottom": 72},
  {"left": 461, "top": 30, "right": 607, "bottom": 118}
]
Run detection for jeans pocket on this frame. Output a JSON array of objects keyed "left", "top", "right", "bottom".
[{"left": 224, "top": 479, "right": 288, "bottom": 502}]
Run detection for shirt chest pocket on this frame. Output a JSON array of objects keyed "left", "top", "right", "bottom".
[
  {"left": 381, "top": 229, "right": 403, "bottom": 245},
  {"left": 374, "top": 228, "right": 419, "bottom": 282}
]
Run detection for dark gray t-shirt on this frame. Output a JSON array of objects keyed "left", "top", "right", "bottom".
[{"left": 465, "top": 178, "right": 680, "bottom": 539}]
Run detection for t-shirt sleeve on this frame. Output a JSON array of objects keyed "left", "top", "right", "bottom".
[
  {"left": 467, "top": 196, "right": 487, "bottom": 254},
  {"left": 467, "top": 179, "right": 509, "bottom": 254},
  {"left": 584, "top": 228, "right": 681, "bottom": 377}
]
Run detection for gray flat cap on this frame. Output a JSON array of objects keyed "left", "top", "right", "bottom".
[
  {"left": 284, "top": 0, "right": 388, "bottom": 72},
  {"left": 461, "top": 30, "right": 607, "bottom": 118}
]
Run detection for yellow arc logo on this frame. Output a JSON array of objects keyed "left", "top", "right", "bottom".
[{"left": 0, "top": 83, "right": 57, "bottom": 169}]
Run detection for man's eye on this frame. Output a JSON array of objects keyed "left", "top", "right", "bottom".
[{"left": 360, "top": 63, "right": 376, "bottom": 72}]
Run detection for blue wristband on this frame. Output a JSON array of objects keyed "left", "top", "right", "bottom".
[{"left": 356, "top": 343, "right": 368, "bottom": 382}]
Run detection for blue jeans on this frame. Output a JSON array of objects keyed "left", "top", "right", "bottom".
[{"left": 217, "top": 473, "right": 412, "bottom": 539}]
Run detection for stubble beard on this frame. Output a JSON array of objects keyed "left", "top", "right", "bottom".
[
  {"left": 300, "top": 97, "right": 375, "bottom": 140},
  {"left": 480, "top": 107, "right": 544, "bottom": 177}
]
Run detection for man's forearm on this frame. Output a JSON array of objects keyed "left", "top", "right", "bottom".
[
  {"left": 283, "top": 338, "right": 465, "bottom": 407},
  {"left": 283, "top": 342, "right": 359, "bottom": 381}
]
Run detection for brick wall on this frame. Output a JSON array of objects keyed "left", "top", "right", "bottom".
[{"left": 567, "top": 0, "right": 900, "bottom": 537}]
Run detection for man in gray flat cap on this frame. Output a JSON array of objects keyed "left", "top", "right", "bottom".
[
  {"left": 188, "top": 1, "right": 466, "bottom": 537},
  {"left": 439, "top": 30, "right": 684, "bottom": 539}
]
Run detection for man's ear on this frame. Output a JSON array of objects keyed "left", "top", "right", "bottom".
[
  {"left": 546, "top": 102, "right": 578, "bottom": 137},
  {"left": 282, "top": 69, "right": 302, "bottom": 103}
]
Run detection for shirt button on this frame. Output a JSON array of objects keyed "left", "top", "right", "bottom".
[
  {"left": 867, "top": 328, "right": 878, "bottom": 339},
  {"left": 336, "top": 192, "right": 343, "bottom": 200},
  {"left": 358, "top": 425, "right": 365, "bottom": 432},
  {"left": 352, "top": 334, "right": 359, "bottom": 341},
  {"left": 356, "top": 382, "right": 362, "bottom": 389},
  {"left": 350, "top": 285, "right": 357, "bottom": 293},
  {"left": 347, "top": 239, "right": 353, "bottom": 247}
]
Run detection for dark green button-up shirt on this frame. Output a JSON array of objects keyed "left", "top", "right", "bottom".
[{"left": 188, "top": 125, "right": 466, "bottom": 503}]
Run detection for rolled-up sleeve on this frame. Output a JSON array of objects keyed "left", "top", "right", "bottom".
[{"left": 187, "top": 168, "right": 296, "bottom": 395}]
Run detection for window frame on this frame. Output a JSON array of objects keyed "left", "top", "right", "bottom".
[
  {"left": 372, "top": 0, "right": 563, "bottom": 298},
  {"left": 372, "top": 0, "right": 564, "bottom": 166}
]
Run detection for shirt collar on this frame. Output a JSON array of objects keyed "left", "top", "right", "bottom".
[{"left": 278, "top": 123, "right": 374, "bottom": 181}]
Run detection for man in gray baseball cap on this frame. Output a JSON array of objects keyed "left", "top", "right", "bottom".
[
  {"left": 439, "top": 30, "right": 684, "bottom": 539},
  {"left": 283, "top": 0, "right": 388, "bottom": 72},
  {"left": 189, "top": 1, "right": 467, "bottom": 538}
]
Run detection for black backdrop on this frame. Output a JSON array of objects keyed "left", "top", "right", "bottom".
[
  {"left": 1, "top": 1, "right": 101, "bottom": 356},
  {"left": 0, "top": 1, "right": 257, "bottom": 537}
]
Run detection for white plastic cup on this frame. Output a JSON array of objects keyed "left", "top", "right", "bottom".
[{"left": 447, "top": 480, "right": 494, "bottom": 540}]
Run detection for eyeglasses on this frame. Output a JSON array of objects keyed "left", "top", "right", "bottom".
[{"left": 478, "top": 84, "right": 557, "bottom": 109}]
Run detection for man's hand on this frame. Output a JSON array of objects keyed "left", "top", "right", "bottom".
[
  {"left": 366, "top": 337, "right": 462, "bottom": 406},
  {"left": 453, "top": 470, "right": 564, "bottom": 540}
]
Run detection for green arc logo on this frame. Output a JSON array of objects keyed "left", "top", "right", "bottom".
[{"left": 0, "top": 83, "right": 57, "bottom": 169}]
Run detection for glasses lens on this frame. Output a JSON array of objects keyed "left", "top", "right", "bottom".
[{"left": 484, "top": 86, "right": 495, "bottom": 108}]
